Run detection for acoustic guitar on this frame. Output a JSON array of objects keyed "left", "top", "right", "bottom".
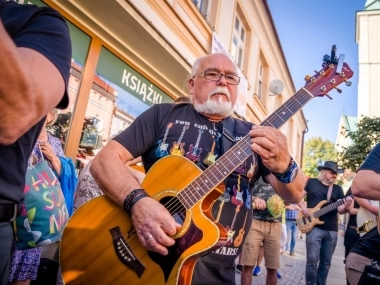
[
  {"left": 356, "top": 200, "right": 379, "bottom": 236},
  {"left": 60, "top": 57, "right": 353, "bottom": 285}
]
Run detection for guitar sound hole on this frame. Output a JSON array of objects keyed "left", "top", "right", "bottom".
[{"left": 160, "top": 196, "right": 186, "bottom": 226}]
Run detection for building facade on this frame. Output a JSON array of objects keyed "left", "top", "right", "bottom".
[
  {"left": 17, "top": 0, "right": 307, "bottom": 168},
  {"left": 356, "top": 0, "right": 380, "bottom": 118}
]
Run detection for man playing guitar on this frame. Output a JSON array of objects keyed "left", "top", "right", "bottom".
[{"left": 299, "top": 161, "right": 353, "bottom": 285}]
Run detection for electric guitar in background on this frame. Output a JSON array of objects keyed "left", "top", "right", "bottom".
[
  {"left": 296, "top": 196, "right": 352, "bottom": 234},
  {"left": 60, "top": 49, "right": 354, "bottom": 285}
]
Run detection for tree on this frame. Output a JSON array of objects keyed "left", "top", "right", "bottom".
[
  {"left": 338, "top": 116, "right": 380, "bottom": 171},
  {"left": 302, "top": 137, "right": 337, "bottom": 178}
]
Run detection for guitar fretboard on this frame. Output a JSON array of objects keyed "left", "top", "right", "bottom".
[
  {"left": 177, "top": 88, "right": 314, "bottom": 210},
  {"left": 314, "top": 195, "right": 352, "bottom": 218}
]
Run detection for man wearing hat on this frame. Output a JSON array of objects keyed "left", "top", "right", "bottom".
[{"left": 300, "top": 161, "right": 353, "bottom": 285}]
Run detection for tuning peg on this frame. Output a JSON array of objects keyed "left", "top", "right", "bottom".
[
  {"left": 305, "top": 75, "right": 311, "bottom": 81},
  {"left": 325, "top": 94, "right": 333, "bottom": 100},
  {"left": 334, "top": 87, "right": 342, "bottom": 93},
  {"left": 345, "top": 80, "right": 352, "bottom": 86}
]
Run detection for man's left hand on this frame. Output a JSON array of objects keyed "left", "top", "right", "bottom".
[
  {"left": 343, "top": 196, "right": 353, "bottom": 211},
  {"left": 249, "top": 125, "right": 290, "bottom": 173}
]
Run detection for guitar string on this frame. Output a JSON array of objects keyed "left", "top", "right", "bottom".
[{"left": 125, "top": 72, "right": 337, "bottom": 251}]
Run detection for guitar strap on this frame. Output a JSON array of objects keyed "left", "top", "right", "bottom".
[
  {"left": 326, "top": 184, "right": 333, "bottom": 202},
  {"left": 222, "top": 116, "right": 236, "bottom": 153}
]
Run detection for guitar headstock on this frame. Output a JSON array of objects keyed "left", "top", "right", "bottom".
[{"left": 303, "top": 61, "right": 354, "bottom": 99}]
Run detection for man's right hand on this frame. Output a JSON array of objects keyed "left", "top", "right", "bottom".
[
  {"left": 254, "top": 197, "right": 266, "bottom": 210},
  {"left": 131, "top": 197, "right": 182, "bottom": 255}
]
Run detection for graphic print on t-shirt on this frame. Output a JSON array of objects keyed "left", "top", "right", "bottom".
[
  {"left": 155, "top": 123, "right": 173, "bottom": 157},
  {"left": 203, "top": 135, "right": 218, "bottom": 165},
  {"left": 185, "top": 129, "right": 204, "bottom": 162},
  {"left": 231, "top": 174, "right": 244, "bottom": 206},
  {"left": 170, "top": 125, "right": 189, "bottom": 156},
  {"left": 214, "top": 187, "right": 231, "bottom": 223}
]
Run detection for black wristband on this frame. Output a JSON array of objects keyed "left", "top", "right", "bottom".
[{"left": 123, "top": 189, "right": 150, "bottom": 216}]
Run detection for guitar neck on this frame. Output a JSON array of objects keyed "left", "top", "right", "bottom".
[
  {"left": 177, "top": 88, "right": 314, "bottom": 210},
  {"left": 314, "top": 195, "right": 351, "bottom": 218}
]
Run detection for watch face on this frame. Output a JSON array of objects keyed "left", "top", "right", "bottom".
[{"left": 290, "top": 167, "right": 299, "bottom": 181}]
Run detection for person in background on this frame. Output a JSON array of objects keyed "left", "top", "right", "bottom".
[
  {"left": 300, "top": 161, "right": 353, "bottom": 285},
  {"left": 285, "top": 202, "right": 301, "bottom": 256},
  {"left": 9, "top": 110, "right": 67, "bottom": 285},
  {"left": 345, "top": 142, "right": 380, "bottom": 285},
  {"left": 90, "top": 53, "right": 305, "bottom": 284},
  {"left": 0, "top": 1, "right": 71, "bottom": 283},
  {"left": 239, "top": 177, "right": 285, "bottom": 285}
]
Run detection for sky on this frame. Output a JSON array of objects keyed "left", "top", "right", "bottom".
[{"left": 267, "top": 0, "right": 367, "bottom": 143}]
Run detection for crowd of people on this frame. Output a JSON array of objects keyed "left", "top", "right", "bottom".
[{"left": 0, "top": 1, "right": 379, "bottom": 285}]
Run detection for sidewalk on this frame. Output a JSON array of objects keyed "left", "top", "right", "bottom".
[{"left": 235, "top": 235, "right": 346, "bottom": 285}]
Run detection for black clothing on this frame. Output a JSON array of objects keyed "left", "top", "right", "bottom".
[
  {"left": 344, "top": 188, "right": 360, "bottom": 258},
  {"left": 114, "top": 103, "right": 270, "bottom": 284},
  {"left": 305, "top": 178, "right": 344, "bottom": 231},
  {"left": 0, "top": 1, "right": 71, "bottom": 205}
]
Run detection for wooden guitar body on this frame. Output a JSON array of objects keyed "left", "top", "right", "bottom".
[
  {"left": 296, "top": 200, "right": 327, "bottom": 234},
  {"left": 60, "top": 156, "right": 226, "bottom": 285},
  {"left": 356, "top": 200, "right": 378, "bottom": 236}
]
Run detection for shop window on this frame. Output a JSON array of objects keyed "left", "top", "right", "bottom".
[{"left": 75, "top": 47, "right": 173, "bottom": 165}]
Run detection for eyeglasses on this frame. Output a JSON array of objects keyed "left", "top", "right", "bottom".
[{"left": 194, "top": 69, "right": 240, "bottom": 85}]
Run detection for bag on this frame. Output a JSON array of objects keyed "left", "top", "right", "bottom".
[
  {"left": 358, "top": 263, "right": 380, "bottom": 284},
  {"left": 13, "top": 160, "right": 69, "bottom": 249},
  {"left": 358, "top": 261, "right": 380, "bottom": 285}
]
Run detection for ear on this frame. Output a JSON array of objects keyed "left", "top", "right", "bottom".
[{"left": 189, "top": 77, "right": 195, "bottom": 92}]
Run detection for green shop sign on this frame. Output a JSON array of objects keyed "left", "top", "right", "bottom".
[{"left": 96, "top": 47, "right": 172, "bottom": 106}]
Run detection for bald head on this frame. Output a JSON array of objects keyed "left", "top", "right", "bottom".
[{"left": 191, "top": 53, "right": 238, "bottom": 77}]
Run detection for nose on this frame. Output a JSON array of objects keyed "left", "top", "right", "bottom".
[{"left": 217, "top": 74, "right": 228, "bottom": 86}]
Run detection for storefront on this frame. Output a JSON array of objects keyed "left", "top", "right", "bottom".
[{"left": 19, "top": 0, "right": 191, "bottom": 169}]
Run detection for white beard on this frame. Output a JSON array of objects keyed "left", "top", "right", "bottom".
[{"left": 192, "top": 87, "right": 234, "bottom": 117}]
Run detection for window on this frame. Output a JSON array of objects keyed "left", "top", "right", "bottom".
[
  {"left": 193, "top": 0, "right": 209, "bottom": 18},
  {"left": 257, "top": 64, "right": 263, "bottom": 99},
  {"left": 231, "top": 15, "right": 245, "bottom": 70}
]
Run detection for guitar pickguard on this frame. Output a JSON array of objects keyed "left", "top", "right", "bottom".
[{"left": 148, "top": 221, "right": 202, "bottom": 282}]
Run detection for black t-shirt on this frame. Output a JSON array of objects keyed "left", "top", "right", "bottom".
[
  {"left": 345, "top": 188, "right": 359, "bottom": 228},
  {"left": 0, "top": 1, "right": 71, "bottom": 204},
  {"left": 359, "top": 142, "right": 380, "bottom": 173},
  {"left": 350, "top": 144, "right": 380, "bottom": 258},
  {"left": 305, "top": 178, "right": 344, "bottom": 231},
  {"left": 114, "top": 103, "right": 271, "bottom": 284}
]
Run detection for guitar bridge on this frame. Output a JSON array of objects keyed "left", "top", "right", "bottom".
[{"left": 109, "top": 226, "right": 145, "bottom": 278}]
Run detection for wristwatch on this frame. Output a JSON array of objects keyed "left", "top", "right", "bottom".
[{"left": 271, "top": 157, "right": 299, "bottom": 184}]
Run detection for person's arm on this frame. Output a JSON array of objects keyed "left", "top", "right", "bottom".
[
  {"left": 90, "top": 140, "right": 180, "bottom": 256},
  {"left": 39, "top": 140, "right": 62, "bottom": 176},
  {"left": 352, "top": 170, "right": 380, "bottom": 200},
  {"left": 352, "top": 143, "right": 380, "bottom": 200},
  {"left": 0, "top": 18, "right": 69, "bottom": 145},
  {"left": 338, "top": 196, "right": 353, "bottom": 214},
  {"left": 348, "top": 207, "right": 359, "bottom": 216},
  {"left": 355, "top": 196, "right": 379, "bottom": 216}
]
